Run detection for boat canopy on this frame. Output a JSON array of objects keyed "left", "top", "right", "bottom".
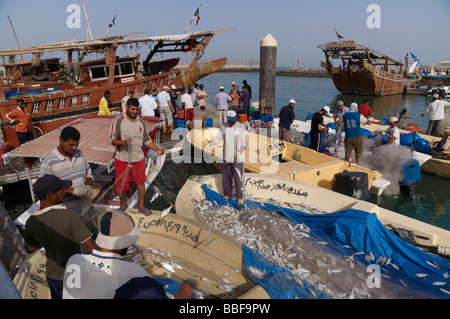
[
  {"left": 317, "top": 41, "right": 404, "bottom": 66},
  {"left": 0, "top": 29, "right": 234, "bottom": 57},
  {"left": 2, "top": 115, "right": 161, "bottom": 168}
]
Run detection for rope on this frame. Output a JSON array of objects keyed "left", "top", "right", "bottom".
[{"left": 437, "top": 245, "right": 450, "bottom": 257}]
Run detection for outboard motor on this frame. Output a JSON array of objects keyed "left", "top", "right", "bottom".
[
  {"left": 399, "top": 158, "right": 422, "bottom": 197},
  {"left": 331, "top": 171, "right": 370, "bottom": 200}
]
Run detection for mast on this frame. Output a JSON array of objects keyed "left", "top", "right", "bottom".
[
  {"left": 81, "top": 0, "right": 94, "bottom": 40},
  {"left": 7, "top": 15, "right": 23, "bottom": 61}
]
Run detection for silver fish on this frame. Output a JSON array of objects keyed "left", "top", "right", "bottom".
[
  {"left": 432, "top": 281, "right": 446, "bottom": 286},
  {"left": 160, "top": 262, "right": 175, "bottom": 273},
  {"left": 426, "top": 260, "right": 442, "bottom": 269},
  {"left": 150, "top": 192, "right": 159, "bottom": 203},
  {"left": 414, "top": 273, "right": 428, "bottom": 278},
  {"left": 161, "top": 204, "right": 173, "bottom": 217}
]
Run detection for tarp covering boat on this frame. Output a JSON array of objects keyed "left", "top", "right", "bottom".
[{"left": 202, "top": 184, "right": 450, "bottom": 299}]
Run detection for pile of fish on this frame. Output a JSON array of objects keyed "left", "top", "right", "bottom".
[{"left": 196, "top": 199, "right": 445, "bottom": 299}]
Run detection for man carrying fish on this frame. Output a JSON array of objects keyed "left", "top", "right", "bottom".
[{"left": 208, "top": 110, "right": 247, "bottom": 206}]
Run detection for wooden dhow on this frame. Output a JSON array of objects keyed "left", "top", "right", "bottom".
[
  {"left": 317, "top": 40, "right": 419, "bottom": 96},
  {"left": 0, "top": 30, "right": 231, "bottom": 149}
]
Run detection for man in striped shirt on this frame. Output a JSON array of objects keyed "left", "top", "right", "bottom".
[{"left": 39, "top": 126, "right": 98, "bottom": 236}]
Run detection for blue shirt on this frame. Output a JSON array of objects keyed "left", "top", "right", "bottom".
[
  {"left": 342, "top": 112, "right": 368, "bottom": 139},
  {"left": 260, "top": 113, "right": 274, "bottom": 124},
  {"left": 279, "top": 105, "right": 295, "bottom": 130}
]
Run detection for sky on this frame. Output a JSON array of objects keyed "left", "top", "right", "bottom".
[{"left": 1, "top": 0, "right": 449, "bottom": 68}]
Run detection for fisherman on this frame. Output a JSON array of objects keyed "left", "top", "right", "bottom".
[
  {"left": 333, "top": 101, "right": 349, "bottom": 149},
  {"left": 181, "top": 88, "right": 194, "bottom": 122},
  {"left": 24, "top": 174, "right": 96, "bottom": 299},
  {"left": 109, "top": 98, "right": 165, "bottom": 215},
  {"left": 208, "top": 110, "right": 247, "bottom": 206},
  {"left": 429, "top": 125, "right": 450, "bottom": 158},
  {"left": 121, "top": 91, "right": 134, "bottom": 114},
  {"left": 98, "top": 91, "right": 112, "bottom": 115},
  {"left": 157, "top": 86, "right": 174, "bottom": 133},
  {"left": 396, "top": 108, "right": 409, "bottom": 129},
  {"left": 197, "top": 84, "right": 208, "bottom": 108},
  {"left": 63, "top": 211, "right": 192, "bottom": 299},
  {"left": 278, "top": 99, "right": 296, "bottom": 142},
  {"left": 230, "top": 88, "right": 240, "bottom": 113},
  {"left": 371, "top": 117, "right": 400, "bottom": 145},
  {"left": 260, "top": 107, "right": 274, "bottom": 128},
  {"left": 240, "top": 86, "right": 251, "bottom": 115},
  {"left": 421, "top": 93, "right": 450, "bottom": 137},
  {"left": 139, "top": 89, "right": 158, "bottom": 117},
  {"left": 340, "top": 103, "right": 371, "bottom": 164},
  {"left": 5, "top": 98, "right": 35, "bottom": 145},
  {"left": 40, "top": 126, "right": 98, "bottom": 236},
  {"left": 191, "top": 83, "right": 200, "bottom": 106},
  {"left": 214, "top": 86, "right": 231, "bottom": 126},
  {"left": 187, "top": 105, "right": 207, "bottom": 130},
  {"left": 358, "top": 99, "right": 373, "bottom": 119},
  {"left": 309, "top": 106, "right": 330, "bottom": 152},
  {"left": 242, "top": 80, "right": 252, "bottom": 101}
]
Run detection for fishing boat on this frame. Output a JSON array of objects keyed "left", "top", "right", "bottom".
[
  {"left": 0, "top": 29, "right": 230, "bottom": 150},
  {"left": 362, "top": 122, "right": 450, "bottom": 179},
  {"left": 175, "top": 173, "right": 450, "bottom": 299},
  {"left": 317, "top": 40, "right": 419, "bottom": 96},
  {"left": 187, "top": 127, "right": 386, "bottom": 197},
  {"left": 12, "top": 209, "right": 269, "bottom": 299},
  {"left": 2, "top": 115, "right": 164, "bottom": 226}
]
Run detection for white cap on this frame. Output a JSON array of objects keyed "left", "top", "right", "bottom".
[
  {"left": 322, "top": 106, "right": 331, "bottom": 114},
  {"left": 389, "top": 117, "right": 398, "bottom": 123},
  {"left": 227, "top": 110, "right": 236, "bottom": 121},
  {"left": 220, "top": 86, "right": 224, "bottom": 90},
  {"left": 444, "top": 125, "right": 450, "bottom": 133},
  {"left": 289, "top": 99, "right": 296, "bottom": 104},
  {"left": 171, "top": 85, "right": 176, "bottom": 90},
  {"left": 231, "top": 82, "right": 235, "bottom": 85}
]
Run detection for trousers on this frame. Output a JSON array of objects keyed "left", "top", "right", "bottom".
[
  {"left": 221, "top": 162, "right": 244, "bottom": 200},
  {"left": 344, "top": 136, "right": 365, "bottom": 164}
]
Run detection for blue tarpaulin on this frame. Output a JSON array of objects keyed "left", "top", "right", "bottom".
[{"left": 202, "top": 184, "right": 450, "bottom": 299}]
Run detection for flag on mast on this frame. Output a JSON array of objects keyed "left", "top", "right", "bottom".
[
  {"left": 105, "top": 14, "right": 117, "bottom": 37},
  {"left": 335, "top": 29, "right": 344, "bottom": 42},
  {"left": 184, "top": 3, "right": 202, "bottom": 33}
]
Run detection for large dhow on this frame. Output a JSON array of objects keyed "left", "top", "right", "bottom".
[
  {"left": 0, "top": 29, "right": 229, "bottom": 149},
  {"left": 317, "top": 40, "right": 419, "bottom": 96},
  {"left": 187, "top": 127, "right": 384, "bottom": 198},
  {"left": 175, "top": 173, "right": 450, "bottom": 299},
  {"left": 13, "top": 209, "right": 269, "bottom": 299}
]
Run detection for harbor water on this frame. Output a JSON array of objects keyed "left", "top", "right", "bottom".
[{"left": 189, "top": 71, "right": 450, "bottom": 231}]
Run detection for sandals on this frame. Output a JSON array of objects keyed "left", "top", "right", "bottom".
[{"left": 138, "top": 207, "right": 153, "bottom": 216}]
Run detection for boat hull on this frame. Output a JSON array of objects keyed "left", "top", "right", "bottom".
[
  {"left": 12, "top": 209, "right": 269, "bottom": 299},
  {"left": 0, "top": 58, "right": 226, "bottom": 149}
]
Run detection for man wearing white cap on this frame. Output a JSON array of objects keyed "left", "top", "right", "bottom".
[
  {"left": 278, "top": 99, "right": 296, "bottom": 141},
  {"left": 63, "top": 211, "right": 192, "bottom": 299},
  {"left": 215, "top": 86, "right": 232, "bottom": 126},
  {"left": 371, "top": 117, "right": 400, "bottom": 145},
  {"left": 340, "top": 103, "right": 371, "bottom": 164},
  {"left": 421, "top": 93, "right": 450, "bottom": 137},
  {"left": 209, "top": 110, "right": 247, "bottom": 206},
  {"left": 309, "top": 106, "right": 330, "bottom": 152}
]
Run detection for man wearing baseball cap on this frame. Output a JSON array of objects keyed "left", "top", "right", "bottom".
[
  {"left": 209, "top": 110, "right": 247, "bottom": 206},
  {"left": 309, "top": 106, "right": 330, "bottom": 152},
  {"left": 278, "top": 99, "right": 296, "bottom": 141},
  {"left": 24, "top": 174, "right": 96, "bottom": 299},
  {"left": 371, "top": 117, "right": 400, "bottom": 145}
]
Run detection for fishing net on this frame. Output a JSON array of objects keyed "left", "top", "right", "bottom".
[{"left": 197, "top": 184, "right": 450, "bottom": 299}]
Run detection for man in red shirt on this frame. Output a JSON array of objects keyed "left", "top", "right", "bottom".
[
  {"left": 5, "top": 98, "right": 35, "bottom": 145},
  {"left": 358, "top": 99, "right": 373, "bottom": 119}
]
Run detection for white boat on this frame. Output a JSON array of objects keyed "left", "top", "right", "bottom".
[{"left": 175, "top": 173, "right": 450, "bottom": 299}]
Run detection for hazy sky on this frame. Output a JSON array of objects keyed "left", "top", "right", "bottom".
[{"left": 1, "top": 0, "right": 449, "bottom": 67}]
